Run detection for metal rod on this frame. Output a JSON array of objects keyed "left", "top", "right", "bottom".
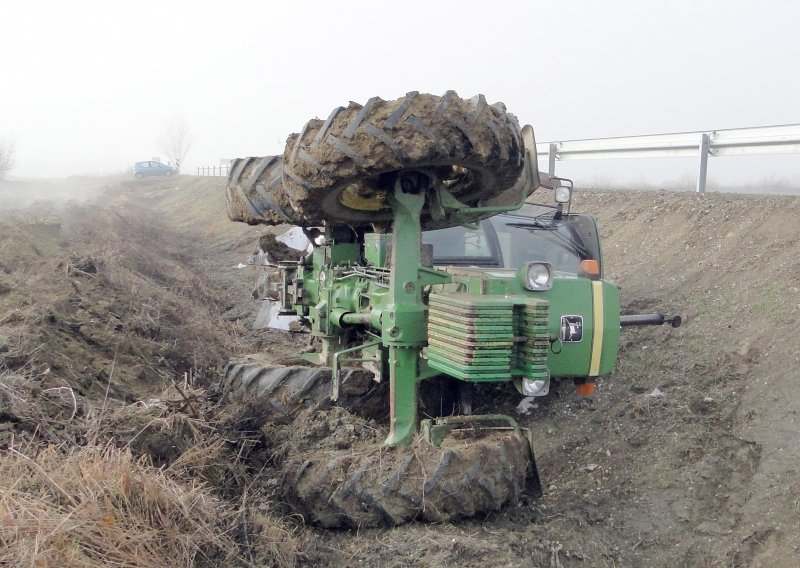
[
  {"left": 536, "top": 123, "right": 800, "bottom": 161},
  {"left": 548, "top": 143, "right": 557, "bottom": 175},
  {"left": 331, "top": 340, "right": 381, "bottom": 401},
  {"left": 697, "top": 133, "right": 710, "bottom": 194},
  {"left": 620, "top": 313, "right": 681, "bottom": 327},
  {"left": 340, "top": 311, "right": 372, "bottom": 325}
]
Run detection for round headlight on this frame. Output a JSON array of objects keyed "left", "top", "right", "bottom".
[{"left": 525, "top": 262, "right": 552, "bottom": 290}]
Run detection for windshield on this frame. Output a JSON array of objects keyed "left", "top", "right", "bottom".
[
  {"left": 423, "top": 210, "right": 602, "bottom": 274},
  {"left": 423, "top": 224, "right": 495, "bottom": 263}
]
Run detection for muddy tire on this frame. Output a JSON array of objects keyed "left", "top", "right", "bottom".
[
  {"left": 226, "top": 155, "right": 300, "bottom": 225},
  {"left": 280, "top": 91, "right": 523, "bottom": 227},
  {"left": 283, "top": 429, "right": 533, "bottom": 528},
  {"left": 221, "top": 359, "right": 387, "bottom": 422}
]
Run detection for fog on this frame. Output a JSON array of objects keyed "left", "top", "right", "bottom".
[{"left": 1, "top": 0, "right": 798, "bottom": 187}]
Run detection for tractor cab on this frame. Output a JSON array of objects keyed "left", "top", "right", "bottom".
[{"left": 424, "top": 204, "right": 603, "bottom": 276}]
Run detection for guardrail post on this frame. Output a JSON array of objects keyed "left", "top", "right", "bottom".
[
  {"left": 697, "top": 133, "right": 710, "bottom": 193},
  {"left": 548, "top": 143, "right": 557, "bottom": 175}
]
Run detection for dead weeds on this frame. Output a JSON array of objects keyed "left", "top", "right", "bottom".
[
  {"left": 0, "top": 185, "right": 305, "bottom": 567},
  {"left": 0, "top": 444, "right": 241, "bottom": 567},
  {"left": 0, "top": 369, "right": 304, "bottom": 567}
]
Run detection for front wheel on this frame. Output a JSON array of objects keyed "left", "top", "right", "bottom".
[
  {"left": 284, "top": 428, "right": 534, "bottom": 528},
  {"left": 165, "top": 171, "right": 173, "bottom": 177},
  {"left": 134, "top": 172, "right": 143, "bottom": 179}
]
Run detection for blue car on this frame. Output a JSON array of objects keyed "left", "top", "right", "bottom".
[{"left": 134, "top": 161, "right": 178, "bottom": 178}]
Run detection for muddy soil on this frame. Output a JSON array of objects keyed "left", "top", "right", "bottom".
[{"left": 2, "top": 176, "right": 799, "bottom": 567}]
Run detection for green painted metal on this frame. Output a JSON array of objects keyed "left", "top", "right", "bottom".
[
  {"left": 427, "top": 294, "right": 515, "bottom": 382},
  {"left": 364, "top": 233, "right": 392, "bottom": 268},
  {"left": 331, "top": 339, "right": 382, "bottom": 401},
  {"left": 437, "top": 272, "right": 614, "bottom": 379},
  {"left": 514, "top": 299, "right": 550, "bottom": 381},
  {"left": 426, "top": 292, "right": 551, "bottom": 383},
  {"left": 597, "top": 280, "right": 621, "bottom": 375},
  {"left": 383, "top": 182, "right": 429, "bottom": 446},
  {"left": 540, "top": 277, "right": 601, "bottom": 378},
  {"left": 420, "top": 414, "right": 527, "bottom": 447},
  {"left": 274, "top": 164, "right": 622, "bottom": 451}
]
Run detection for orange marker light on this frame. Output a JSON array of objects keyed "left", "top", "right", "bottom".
[
  {"left": 580, "top": 260, "right": 600, "bottom": 277},
  {"left": 575, "top": 382, "right": 596, "bottom": 396}
]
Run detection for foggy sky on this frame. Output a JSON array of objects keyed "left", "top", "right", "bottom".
[{"left": 1, "top": 0, "right": 799, "bottom": 187}]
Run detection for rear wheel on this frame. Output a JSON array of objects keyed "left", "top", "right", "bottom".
[
  {"left": 225, "top": 92, "right": 524, "bottom": 228},
  {"left": 282, "top": 91, "right": 523, "bottom": 227}
]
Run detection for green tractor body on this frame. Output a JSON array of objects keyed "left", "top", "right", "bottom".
[
  {"left": 225, "top": 92, "right": 680, "bottom": 526},
  {"left": 277, "top": 187, "right": 621, "bottom": 451}
]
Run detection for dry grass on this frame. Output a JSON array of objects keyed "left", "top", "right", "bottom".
[
  {"left": 0, "top": 444, "right": 242, "bottom": 567},
  {"left": 0, "top": 372, "right": 304, "bottom": 567},
  {"left": 0, "top": 182, "right": 308, "bottom": 566}
]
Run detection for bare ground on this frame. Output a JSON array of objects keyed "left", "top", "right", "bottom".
[{"left": 1, "top": 176, "right": 798, "bottom": 566}]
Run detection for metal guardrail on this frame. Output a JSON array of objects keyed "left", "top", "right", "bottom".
[
  {"left": 536, "top": 124, "right": 800, "bottom": 193},
  {"left": 197, "top": 165, "right": 230, "bottom": 177}
]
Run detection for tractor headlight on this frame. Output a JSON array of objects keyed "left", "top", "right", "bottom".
[
  {"left": 522, "top": 377, "right": 550, "bottom": 397},
  {"left": 555, "top": 185, "right": 571, "bottom": 203},
  {"left": 520, "top": 262, "right": 553, "bottom": 291}
]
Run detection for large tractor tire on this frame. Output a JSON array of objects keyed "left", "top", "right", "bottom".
[
  {"left": 282, "top": 90, "right": 523, "bottom": 226},
  {"left": 283, "top": 428, "right": 534, "bottom": 528},
  {"left": 221, "top": 359, "right": 460, "bottom": 426},
  {"left": 225, "top": 91, "right": 525, "bottom": 228},
  {"left": 226, "top": 155, "right": 300, "bottom": 226},
  {"left": 223, "top": 360, "right": 537, "bottom": 528},
  {"left": 221, "top": 358, "right": 387, "bottom": 422}
]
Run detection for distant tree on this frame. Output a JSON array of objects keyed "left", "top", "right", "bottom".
[
  {"left": 0, "top": 139, "right": 15, "bottom": 180},
  {"left": 158, "top": 117, "right": 194, "bottom": 173}
]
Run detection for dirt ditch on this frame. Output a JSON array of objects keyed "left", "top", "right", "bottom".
[{"left": 1, "top": 176, "right": 799, "bottom": 566}]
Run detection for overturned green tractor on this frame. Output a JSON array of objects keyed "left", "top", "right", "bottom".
[{"left": 224, "top": 91, "right": 678, "bottom": 528}]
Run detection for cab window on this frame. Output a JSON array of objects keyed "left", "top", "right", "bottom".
[
  {"left": 488, "top": 213, "right": 601, "bottom": 274},
  {"left": 423, "top": 211, "right": 603, "bottom": 275},
  {"left": 424, "top": 223, "right": 498, "bottom": 265}
]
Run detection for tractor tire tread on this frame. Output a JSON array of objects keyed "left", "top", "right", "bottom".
[
  {"left": 283, "top": 430, "right": 532, "bottom": 528},
  {"left": 226, "top": 155, "right": 298, "bottom": 225},
  {"left": 280, "top": 91, "right": 523, "bottom": 226}
]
